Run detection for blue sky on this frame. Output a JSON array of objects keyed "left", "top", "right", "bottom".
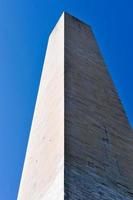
[{"left": 0, "top": 0, "right": 132, "bottom": 199}]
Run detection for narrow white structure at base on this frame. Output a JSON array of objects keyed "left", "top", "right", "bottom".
[{"left": 17, "top": 13, "right": 64, "bottom": 200}]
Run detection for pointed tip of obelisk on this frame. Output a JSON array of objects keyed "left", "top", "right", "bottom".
[{"left": 49, "top": 11, "right": 91, "bottom": 39}]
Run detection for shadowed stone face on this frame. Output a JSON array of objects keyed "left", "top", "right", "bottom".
[
  {"left": 65, "top": 13, "right": 133, "bottom": 200},
  {"left": 17, "top": 13, "right": 133, "bottom": 200}
]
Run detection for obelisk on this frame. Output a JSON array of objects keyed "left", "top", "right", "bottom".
[{"left": 17, "top": 12, "right": 133, "bottom": 200}]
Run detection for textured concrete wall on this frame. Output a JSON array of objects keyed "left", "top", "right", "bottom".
[
  {"left": 17, "top": 14, "right": 64, "bottom": 200},
  {"left": 65, "top": 13, "right": 133, "bottom": 200}
]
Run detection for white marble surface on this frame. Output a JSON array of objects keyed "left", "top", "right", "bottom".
[{"left": 17, "top": 13, "right": 64, "bottom": 200}]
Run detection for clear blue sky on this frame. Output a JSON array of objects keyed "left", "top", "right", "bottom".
[{"left": 0, "top": 0, "right": 132, "bottom": 199}]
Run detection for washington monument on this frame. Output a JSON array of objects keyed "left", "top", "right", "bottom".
[{"left": 17, "top": 13, "right": 133, "bottom": 200}]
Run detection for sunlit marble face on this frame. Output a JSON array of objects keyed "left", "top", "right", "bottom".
[{"left": 17, "top": 13, "right": 64, "bottom": 200}]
